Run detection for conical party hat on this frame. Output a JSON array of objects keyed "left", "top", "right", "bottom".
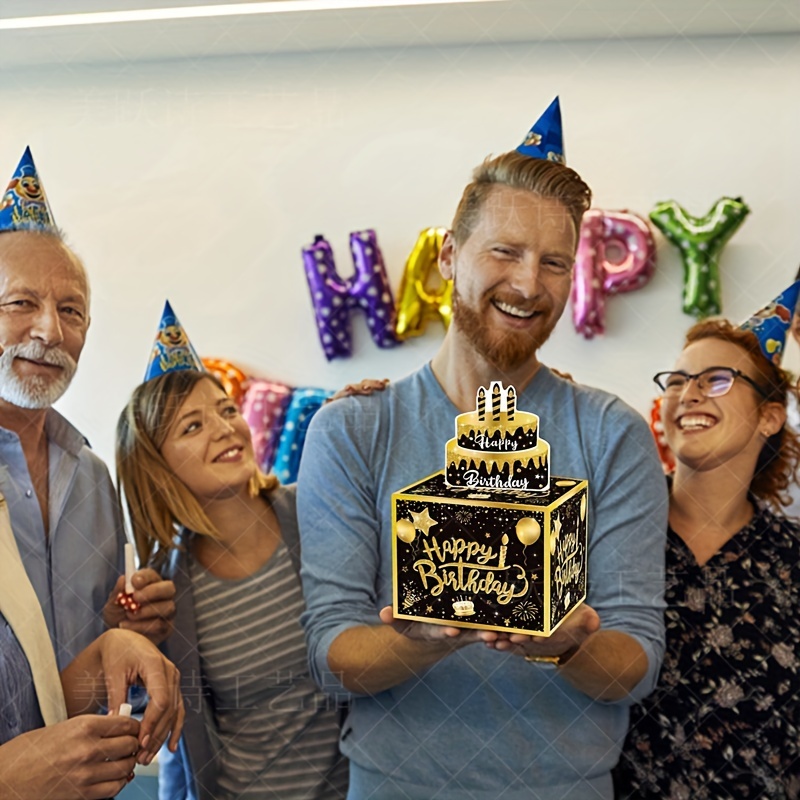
[
  {"left": 516, "top": 97, "right": 565, "bottom": 164},
  {"left": 144, "top": 300, "right": 204, "bottom": 382},
  {"left": 740, "top": 279, "right": 800, "bottom": 365},
  {"left": 0, "top": 147, "right": 57, "bottom": 232}
]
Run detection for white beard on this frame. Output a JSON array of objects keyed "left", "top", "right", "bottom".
[{"left": 0, "top": 342, "right": 77, "bottom": 409}]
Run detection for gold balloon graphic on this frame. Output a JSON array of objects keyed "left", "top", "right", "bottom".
[
  {"left": 580, "top": 494, "right": 587, "bottom": 522},
  {"left": 516, "top": 517, "right": 541, "bottom": 546},
  {"left": 396, "top": 519, "right": 416, "bottom": 544},
  {"left": 395, "top": 519, "right": 417, "bottom": 544}
]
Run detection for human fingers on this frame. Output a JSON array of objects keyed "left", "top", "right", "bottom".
[
  {"left": 123, "top": 597, "right": 175, "bottom": 622},
  {"left": 167, "top": 693, "right": 186, "bottom": 753},
  {"left": 131, "top": 572, "right": 175, "bottom": 598},
  {"left": 96, "top": 732, "right": 140, "bottom": 763},
  {"left": 379, "top": 606, "right": 482, "bottom": 643},
  {"left": 118, "top": 615, "right": 173, "bottom": 644},
  {"left": 102, "top": 576, "right": 128, "bottom": 628},
  {"left": 136, "top": 658, "right": 183, "bottom": 763},
  {"left": 506, "top": 605, "right": 600, "bottom": 657}
]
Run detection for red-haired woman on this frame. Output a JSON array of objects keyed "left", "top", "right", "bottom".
[{"left": 615, "top": 318, "right": 800, "bottom": 799}]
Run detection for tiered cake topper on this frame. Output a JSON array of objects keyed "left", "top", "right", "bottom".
[
  {"left": 739, "top": 279, "right": 800, "bottom": 366},
  {"left": 0, "top": 146, "right": 57, "bottom": 233},
  {"left": 445, "top": 381, "right": 550, "bottom": 493},
  {"left": 516, "top": 96, "right": 565, "bottom": 165},
  {"left": 144, "top": 300, "right": 204, "bottom": 382}
]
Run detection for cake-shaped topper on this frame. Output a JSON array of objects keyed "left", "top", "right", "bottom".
[
  {"left": 0, "top": 146, "right": 57, "bottom": 233},
  {"left": 144, "top": 300, "right": 204, "bottom": 382},
  {"left": 739, "top": 279, "right": 800, "bottom": 366},
  {"left": 445, "top": 381, "right": 550, "bottom": 492},
  {"left": 515, "top": 96, "right": 565, "bottom": 165}
]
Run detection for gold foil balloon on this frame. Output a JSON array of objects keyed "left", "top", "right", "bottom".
[
  {"left": 394, "top": 227, "right": 452, "bottom": 339},
  {"left": 580, "top": 494, "right": 587, "bottom": 522},
  {"left": 396, "top": 519, "right": 416, "bottom": 543},
  {"left": 516, "top": 517, "right": 540, "bottom": 546}
]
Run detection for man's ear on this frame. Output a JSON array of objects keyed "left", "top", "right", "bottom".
[
  {"left": 438, "top": 231, "right": 456, "bottom": 281},
  {"left": 760, "top": 401, "right": 787, "bottom": 438}
]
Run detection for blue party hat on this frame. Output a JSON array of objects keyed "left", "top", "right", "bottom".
[
  {"left": 0, "top": 147, "right": 57, "bottom": 232},
  {"left": 516, "top": 97, "right": 565, "bottom": 164},
  {"left": 740, "top": 280, "right": 800, "bottom": 365},
  {"left": 144, "top": 300, "right": 204, "bottom": 382}
]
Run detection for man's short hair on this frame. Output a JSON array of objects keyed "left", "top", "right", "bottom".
[
  {"left": 0, "top": 228, "right": 90, "bottom": 304},
  {"left": 451, "top": 151, "right": 592, "bottom": 244}
]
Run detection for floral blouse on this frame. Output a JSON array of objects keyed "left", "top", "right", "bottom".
[{"left": 615, "top": 507, "right": 800, "bottom": 800}]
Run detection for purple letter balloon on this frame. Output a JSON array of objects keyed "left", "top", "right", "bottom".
[{"left": 302, "top": 230, "right": 401, "bottom": 360}]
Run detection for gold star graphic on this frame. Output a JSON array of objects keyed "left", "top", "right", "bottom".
[
  {"left": 553, "top": 514, "right": 563, "bottom": 538},
  {"left": 504, "top": 618, "right": 511, "bottom": 626},
  {"left": 410, "top": 507, "right": 438, "bottom": 537},
  {"left": 426, "top": 605, "right": 433, "bottom": 613}
]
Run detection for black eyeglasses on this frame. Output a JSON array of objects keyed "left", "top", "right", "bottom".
[{"left": 653, "top": 367, "right": 769, "bottom": 400}]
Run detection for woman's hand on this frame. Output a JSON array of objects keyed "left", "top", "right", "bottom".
[
  {"left": 61, "top": 629, "right": 185, "bottom": 764},
  {"left": 103, "top": 569, "right": 176, "bottom": 645}
]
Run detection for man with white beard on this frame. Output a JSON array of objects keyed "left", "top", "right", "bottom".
[{"left": 0, "top": 147, "right": 174, "bottom": 670}]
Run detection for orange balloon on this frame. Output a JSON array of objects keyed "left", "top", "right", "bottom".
[
  {"left": 649, "top": 396, "right": 675, "bottom": 474},
  {"left": 394, "top": 227, "right": 452, "bottom": 339},
  {"left": 202, "top": 358, "right": 248, "bottom": 406}
]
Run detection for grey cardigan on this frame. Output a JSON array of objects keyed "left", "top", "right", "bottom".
[{"left": 157, "top": 485, "right": 300, "bottom": 800}]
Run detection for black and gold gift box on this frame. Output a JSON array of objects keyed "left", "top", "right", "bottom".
[{"left": 392, "top": 473, "right": 587, "bottom": 635}]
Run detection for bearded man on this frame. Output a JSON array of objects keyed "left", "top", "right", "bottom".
[
  {"left": 0, "top": 148, "right": 173, "bottom": 670},
  {"left": 297, "top": 103, "right": 668, "bottom": 799}
]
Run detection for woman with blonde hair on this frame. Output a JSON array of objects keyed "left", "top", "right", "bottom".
[
  {"left": 615, "top": 288, "right": 800, "bottom": 799},
  {"left": 116, "top": 348, "right": 379, "bottom": 798}
]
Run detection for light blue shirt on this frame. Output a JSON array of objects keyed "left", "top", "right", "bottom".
[
  {"left": 0, "top": 410, "right": 125, "bottom": 670},
  {"left": 299, "top": 364, "right": 668, "bottom": 800}
]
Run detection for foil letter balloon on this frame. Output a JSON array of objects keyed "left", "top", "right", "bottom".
[
  {"left": 271, "top": 388, "right": 333, "bottom": 483},
  {"left": 649, "top": 197, "right": 750, "bottom": 319},
  {"left": 649, "top": 396, "right": 675, "bottom": 474},
  {"left": 241, "top": 379, "right": 293, "bottom": 472},
  {"left": 202, "top": 358, "right": 248, "bottom": 406},
  {"left": 302, "top": 231, "right": 401, "bottom": 361},
  {"left": 571, "top": 210, "right": 656, "bottom": 339},
  {"left": 394, "top": 227, "right": 452, "bottom": 339}
]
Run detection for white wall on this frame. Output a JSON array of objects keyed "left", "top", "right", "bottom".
[{"left": 0, "top": 32, "right": 798, "bottom": 468}]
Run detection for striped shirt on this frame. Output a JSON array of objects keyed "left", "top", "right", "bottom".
[
  {"left": 0, "top": 611, "right": 44, "bottom": 744},
  {"left": 191, "top": 540, "right": 347, "bottom": 799}
]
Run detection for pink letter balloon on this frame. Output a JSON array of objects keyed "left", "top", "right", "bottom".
[{"left": 571, "top": 210, "right": 656, "bottom": 338}]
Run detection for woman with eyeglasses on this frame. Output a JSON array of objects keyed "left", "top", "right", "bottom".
[{"left": 614, "top": 315, "right": 800, "bottom": 799}]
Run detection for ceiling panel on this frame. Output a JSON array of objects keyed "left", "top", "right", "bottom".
[{"left": 0, "top": 0, "right": 797, "bottom": 68}]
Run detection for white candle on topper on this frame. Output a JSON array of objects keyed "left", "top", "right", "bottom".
[{"left": 124, "top": 543, "right": 135, "bottom": 595}]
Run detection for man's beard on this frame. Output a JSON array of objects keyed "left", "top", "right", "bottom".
[
  {"left": 451, "top": 285, "right": 555, "bottom": 373},
  {"left": 0, "top": 342, "right": 77, "bottom": 409}
]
